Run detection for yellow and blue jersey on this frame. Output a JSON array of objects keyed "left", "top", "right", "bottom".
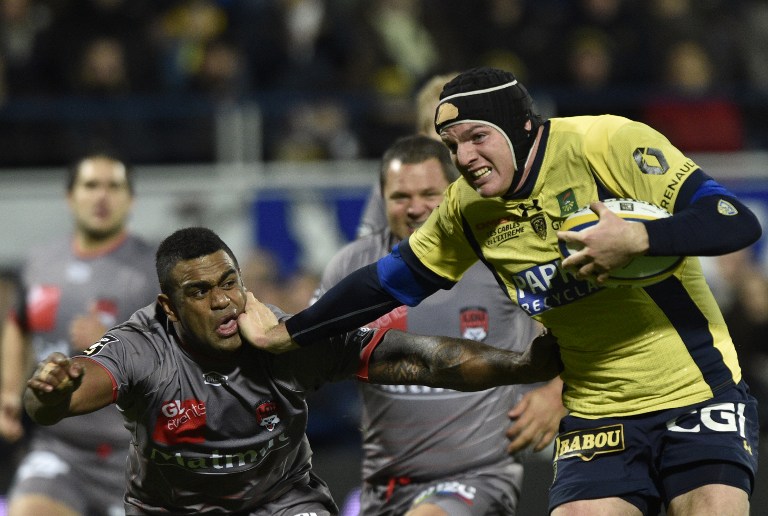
[{"left": 407, "top": 115, "right": 741, "bottom": 419}]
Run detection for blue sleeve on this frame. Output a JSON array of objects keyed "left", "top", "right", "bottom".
[
  {"left": 285, "top": 262, "right": 401, "bottom": 346},
  {"left": 378, "top": 241, "right": 453, "bottom": 306},
  {"left": 285, "top": 240, "right": 454, "bottom": 346},
  {"left": 644, "top": 171, "right": 762, "bottom": 256}
]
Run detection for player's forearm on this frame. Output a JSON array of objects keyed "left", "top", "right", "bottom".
[
  {"left": 367, "top": 329, "right": 561, "bottom": 390},
  {"left": 286, "top": 263, "right": 401, "bottom": 346},
  {"left": 23, "top": 388, "right": 72, "bottom": 425},
  {"left": 1, "top": 319, "right": 29, "bottom": 395},
  {"left": 644, "top": 185, "right": 762, "bottom": 256},
  {"left": 23, "top": 354, "right": 87, "bottom": 425}
]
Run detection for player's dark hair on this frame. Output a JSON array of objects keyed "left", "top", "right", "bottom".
[
  {"left": 379, "top": 134, "right": 459, "bottom": 194},
  {"left": 67, "top": 152, "right": 134, "bottom": 195},
  {"left": 155, "top": 227, "right": 240, "bottom": 295}
]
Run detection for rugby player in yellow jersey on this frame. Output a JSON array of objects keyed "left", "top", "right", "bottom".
[{"left": 248, "top": 67, "right": 762, "bottom": 516}]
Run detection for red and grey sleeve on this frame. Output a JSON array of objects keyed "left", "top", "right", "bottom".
[{"left": 356, "top": 328, "right": 391, "bottom": 382}]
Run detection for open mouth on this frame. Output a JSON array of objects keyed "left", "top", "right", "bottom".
[
  {"left": 470, "top": 166, "right": 492, "bottom": 181},
  {"left": 216, "top": 314, "right": 239, "bottom": 337}
]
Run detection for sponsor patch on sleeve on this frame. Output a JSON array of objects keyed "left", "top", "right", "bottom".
[{"left": 79, "top": 333, "right": 120, "bottom": 357}]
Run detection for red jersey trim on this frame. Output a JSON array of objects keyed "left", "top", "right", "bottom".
[
  {"left": 72, "top": 231, "right": 129, "bottom": 259},
  {"left": 80, "top": 356, "right": 119, "bottom": 403},
  {"left": 356, "top": 328, "right": 390, "bottom": 382}
]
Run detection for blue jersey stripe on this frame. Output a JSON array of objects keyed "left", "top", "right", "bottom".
[{"left": 644, "top": 279, "right": 735, "bottom": 393}]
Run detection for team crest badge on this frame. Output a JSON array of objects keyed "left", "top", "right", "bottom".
[
  {"left": 530, "top": 213, "right": 548, "bottom": 240},
  {"left": 256, "top": 401, "right": 280, "bottom": 432},
  {"left": 717, "top": 199, "right": 738, "bottom": 216},
  {"left": 460, "top": 307, "right": 489, "bottom": 342},
  {"left": 556, "top": 189, "right": 578, "bottom": 216}
]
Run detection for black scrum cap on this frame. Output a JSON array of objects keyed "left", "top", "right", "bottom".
[{"left": 434, "top": 67, "right": 542, "bottom": 174}]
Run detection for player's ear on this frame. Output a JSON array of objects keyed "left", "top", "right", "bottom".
[{"left": 157, "top": 293, "right": 179, "bottom": 322}]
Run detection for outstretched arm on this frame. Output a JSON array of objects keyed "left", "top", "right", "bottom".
[
  {"left": 366, "top": 329, "right": 562, "bottom": 390},
  {"left": 1, "top": 316, "right": 31, "bottom": 442},
  {"left": 24, "top": 353, "right": 114, "bottom": 425}
]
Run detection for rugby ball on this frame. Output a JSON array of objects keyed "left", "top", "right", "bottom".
[{"left": 558, "top": 198, "right": 683, "bottom": 287}]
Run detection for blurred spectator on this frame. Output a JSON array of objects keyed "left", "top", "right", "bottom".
[
  {"left": 0, "top": 0, "right": 52, "bottom": 96},
  {"left": 740, "top": 1, "right": 768, "bottom": 93},
  {"left": 154, "top": 0, "right": 228, "bottom": 91},
  {"left": 414, "top": 72, "right": 458, "bottom": 138},
  {"left": 343, "top": 0, "right": 462, "bottom": 153},
  {"left": 30, "top": 0, "right": 160, "bottom": 95},
  {"left": 565, "top": 28, "right": 614, "bottom": 93},
  {"left": 355, "top": 0, "right": 441, "bottom": 97},
  {"left": 663, "top": 38, "right": 715, "bottom": 95},
  {"left": 640, "top": 0, "right": 745, "bottom": 86},
  {"left": 0, "top": 269, "right": 24, "bottom": 500},
  {"left": 187, "top": 36, "right": 248, "bottom": 101},
  {"left": 229, "top": 0, "right": 357, "bottom": 92},
  {"left": 642, "top": 38, "right": 744, "bottom": 152},
  {"left": 559, "top": 0, "right": 644, "bottom": 86},
  {"left": 356, "top": 71, "right": 458, "bottom": 239},
  {"left": 737, "top": 1, "right": 768, "bottom": 148},
  {"left": 272, "top": 99, "right": 361, "bottom": 161},
  {"left": 71, "top": 36, "right": 130, "bottom": 95},
  {"left": 275, "top": 0, "right": 346, "bottom": 90},
  {"left": 454, "top": 0, "right": 567, "bottom": 85},
  {"left": 1, "top": 0, "right": 768, "bottom": 165}
]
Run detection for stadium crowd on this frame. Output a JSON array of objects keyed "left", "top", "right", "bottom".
[{"left": 2, "top": 0, "right": 768, "bottom": 165}]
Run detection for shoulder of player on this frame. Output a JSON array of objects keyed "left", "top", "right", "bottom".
[
  {"left": 27, "top": 235, "right": 72, "bottom": 259},
  {"left": 108, "top": 303, "right": 171, "bottom": 349},
  {"left": 549, "top": 114, "right": 634, "bottom": 137}
]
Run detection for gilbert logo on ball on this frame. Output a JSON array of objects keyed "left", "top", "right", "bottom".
[{"left": 558, "top": 198, "right": 683, "bottom": 287}]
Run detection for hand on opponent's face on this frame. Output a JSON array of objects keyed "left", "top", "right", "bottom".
[{"left": 238, "top": 292, "right": 297, "bottom": 354}]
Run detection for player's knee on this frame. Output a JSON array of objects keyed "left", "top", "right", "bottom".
[
  {"left": 552, "top": 497, "right": 643, "bottom": 516},
  {"left": 667, "top": 484, "right": 749, "bottom": 516},
  {"left": 405, "top": 502, "right": 449, "bottom": 516},
  {"left": 8, "top": 494, "right": 82, "bottom": 516}
]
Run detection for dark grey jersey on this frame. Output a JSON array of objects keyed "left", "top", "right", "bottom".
[
  {"left": 81, "top": 303, "right": 371, "bottom": 514},
  {"left": 18, "top": 233, "right": 156, "bottom": 461},
  {"left": 315, "top": 230, "right": 541, "bottom": 484}
]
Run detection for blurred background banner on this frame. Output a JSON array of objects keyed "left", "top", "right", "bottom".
[
  {"left": 2, "top": 159, "right": 768, "bottom": 280},
  {"left": 251, "top": 186, "right": 369, "bottom": 281}
]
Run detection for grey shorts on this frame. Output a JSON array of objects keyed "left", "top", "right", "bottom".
[
  {"left": 122, "top": 470, "right": 338, "bottom": 516},
  {"left": 8, "top": 448, "right": 126, "bottom": 516},
  {"left": 359, "top": 463, "right": 523, "bottom": 516},
  {"left": 241, "top": 471, "right": 338, "bottom": 516}
]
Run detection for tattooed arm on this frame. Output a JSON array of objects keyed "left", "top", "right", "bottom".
[{"left": 365, "top": 329, "right": 562, "bottom": 390}]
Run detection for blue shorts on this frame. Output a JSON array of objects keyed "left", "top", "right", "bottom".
[{"left": 549, "top": 382, "right": 760, "bottom": 515}]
